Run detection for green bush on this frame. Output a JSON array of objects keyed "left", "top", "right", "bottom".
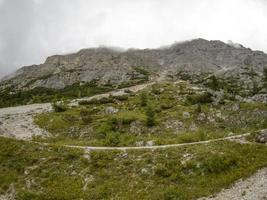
[
  {"left": 99, "top": 97, "right": 114, "bottom": 104},
  {"left": 151, "top": 85, "right": 162, "bottom": 95},
  {"left": 52, "top": 102, "right": 68, "bottom": 112},
  {"left": 206, "top": 75, "right": 220, "bottom": 90},
  {"left": 80, "top": 109, "right": 93, "bottom": 124},
  {"left": 113, "top": 95, "right": 129, "bottom": 101},
  {"left": 155, "top": 164, "right": 171, "bottom": 177},
  {"left": 201, "top": 154, "right": 238, "bottom": 174},
  {"left": 186, "top": 92, "right": 213, "bottom": 105},
  {"left": 104, "top": 132, "right": 120, "bottom": 146},
  {"left": 146, "top": 106, "right": 156, "bottom": 127},
  {"left": 140, "top": 92, "right": 147, "bottom": 107}
]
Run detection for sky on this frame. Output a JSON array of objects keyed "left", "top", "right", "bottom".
[{"left": 0, "top": 0, "right": 267, "bottom": 78}]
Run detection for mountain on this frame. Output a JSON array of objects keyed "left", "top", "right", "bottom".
[{"left": 0, "top": 38, "right": 267, "bottom": 107}]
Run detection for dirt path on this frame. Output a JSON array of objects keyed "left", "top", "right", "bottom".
[
  {"left": 0, "top": 82, "right": 155, "bottom": 139},
  {"left": 62, "top": 133, "right": 251, "bottom": 150},
  {"left": 69, "top": 81, "right": 155, "bottom": 106},
  {"left": 0, "top": 81, "right": 266, "bottom": 200},
  {"left": 198, "top": 167, "right": 267, "bottom": 200}
]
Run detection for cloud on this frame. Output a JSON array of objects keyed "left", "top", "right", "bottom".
[{"left": 0, "top": 0, "right": 267, "bottom": 78}]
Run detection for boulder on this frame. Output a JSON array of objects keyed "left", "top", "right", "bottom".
[
  {"left": 183, "top": 112, "right": 190, "bottom": 119},
  {"left": 146, "top": 141, "right": 155, "bottom": 147},
  {"left": 104, "top": 106, "right": 119, "bottom": 115},
  {"left": 130, "top": 121, "right": 144, "bottom": 135},
  {"left": 255, "top": 129, "right": 267, "bottom": 143},
  {"left": 163, "top": 119, "right": 184, "bottom": 133}
]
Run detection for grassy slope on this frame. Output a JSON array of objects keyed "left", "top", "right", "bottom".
[
  {"left": 34, "top": 82, "right": 267, "bottom": 147},
  {"left": 0, "top": 137, "right": 267, "bottom": 199}
]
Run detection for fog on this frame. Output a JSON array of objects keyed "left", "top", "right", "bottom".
[{"left": 0, "top": 0, "right": 267, "bottom": 78}]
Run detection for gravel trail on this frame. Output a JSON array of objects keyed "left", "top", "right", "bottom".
[{"left": 199, "top": 168, "right": 267, "bottom": 200}]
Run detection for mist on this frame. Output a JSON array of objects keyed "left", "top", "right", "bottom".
[{"left": 0, "top": 0, "right": 267, "bottom": 78}]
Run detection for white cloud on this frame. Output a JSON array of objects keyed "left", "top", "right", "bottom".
[{"left": 0, "top": 0, "right": 267, "bottom": 77}]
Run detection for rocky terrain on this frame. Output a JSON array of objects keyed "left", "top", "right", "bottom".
[
  {"left": 0, "top": 38, "right": 267, "bottom": 200},
  {"left": 1, "top": 39, "right": 267, "bottom": 93},
  {"left": 199, "top": 167, "right": 267, "bottom": 200}
]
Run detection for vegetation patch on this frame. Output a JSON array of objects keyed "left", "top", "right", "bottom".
[
  {"left": 0, "top": 137, "right": 267, "bottom": 199},
  {"left": 34, "top": 82, "right": 267, "bottom": 147}
]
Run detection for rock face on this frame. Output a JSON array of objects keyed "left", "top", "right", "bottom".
[
  {"left": 1, "top": 38, "right": 267, "bottom": 92},
  {"left": 255, "top": 129, "right": 267, "bottom": 143}
]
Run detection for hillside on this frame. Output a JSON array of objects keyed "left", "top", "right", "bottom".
[
  {"left": 0, "top": 39, "right": 267, "bottom": 199},
  {"left": 0, "top": 38, "right": 267, "bottom": 108}
]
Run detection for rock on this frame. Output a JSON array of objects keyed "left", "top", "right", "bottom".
[
  {"left": 232, "top": 103, "right": 240, "bottom": 111},
  {"left": 197, "top": 113, "right": 206, "bottom": 121},
  {"left": 71, "top": 171, "right": 78, "bottom": 176},
  {"left": 141, "top": 168, "right": 149, "bottom": 174},
  {"left": 1, "top": 39, "right": 267, "bottom": 97},
  {"left": 130, "top": 121, "right": 144, "bottom": 135},
  {"left": 207, "top": 116, "right": 215, "bottom": 123},
  {"left": 255, "top": 129, "right": 267, "bottom": 143},
  {"left": 183, "top": 112, "right": 190, "bottom": 119},
  {"left": 189, "top": 123, "right": 198, "bottom": 131},
  {"left": 104, "top": 106, "right": 119, "bottom": 115},
  {"left": 146, "top": 141, "right": 155, "bottom": 147},
  {"left": 251, "top": 94, "right": 267, "bottom": 104},
  {"left": 215, "top": 111, "right": 226, "bottom": 120},
  {"left": 163, "top": 119, "right": 184, "bottom": 133},
  {"left": 135, "top": 141, "right": 145, "bottom": 147}
]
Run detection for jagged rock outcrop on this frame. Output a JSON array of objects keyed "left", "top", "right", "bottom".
[{"left": 1, "top": 38, "right": 267, "bottom": 93}]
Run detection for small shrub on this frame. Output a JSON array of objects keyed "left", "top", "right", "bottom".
[
  {"left": 140, "top": 92, "right": 147, "bottom": 107},
  {"left": 80, "top": 109, "right": 93, "bottom": 124},
  {"left": 201, "top": 154, "right": 238, "bottom": 174},
  {"left": 161, "top": 100, "right": 174, "bottom": 110},
  {"left": 195, "top": 104, "right": 202, "bottom": 113},
  {"left": 78, "top": 100, "right": 94, "bottom": 105},
  {"left": 186, "top": 92, "right": 213, "bottom": 105},
  {"left": 146, "top": 106, "right": 156, "bottom": 127},
  {"left": 104, "top": 132, "right": 120, "bottom": 146},
  {"left": 99, "top": 97, "right": 114, "bottom": 104},
  {"left": 113, "top": 95, "right": 129, "bottom": 101},
  {"left": 151, "top": 85, "right": 161, "bottom": 95},
  {"left": 155, "top": 164, "right": 171, "bottom": 177},
  {"left": 206, "top": 75, "right": 220, "bottom": 90},
  {"left": 52, "top": 102, "right": 68, "bottom": 112}
]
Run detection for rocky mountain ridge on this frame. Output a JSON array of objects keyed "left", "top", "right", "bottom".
[{"left": 1, "top": 38, "right": 267, "bottom": 93}]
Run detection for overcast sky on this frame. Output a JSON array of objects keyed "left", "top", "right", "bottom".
[{"left": 0, "top": 0, "right": 267, "bottom": 78}]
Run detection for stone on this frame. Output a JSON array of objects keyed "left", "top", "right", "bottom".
[
  {"left": 163, "top": 119, "right": 184, "bottom": 133},
  {"left": 135, "top": 141, "right": 145, "bottom": 147},
  {"left": 1, "top": 39, "right": 266, "bottom": 103},
  {"left": 183, "top": 112, "right": 190, "bottom": 119},
  {"left": 129, "top": 121, "right": 144, "bottom": 135},
  {"left": 141, "top": 168, "right": 149, "bottom": 174},
  {"left": 197, "top": 113, "right": 206, "bottom": 121},
  {"left": 189, "top": 123, "right": 198, "bottom": 131},
  {"left": 255, "top": 129, "right": 267, "bottom": 143},
  {"left": 146, "top": 141, "right": 155, "bottom": 147},
  {"left": 232, "top": 103, "right": 240, "bottom": 111},
  {"left": 104, "top": 106, "right": 119, "bottom": 115}
]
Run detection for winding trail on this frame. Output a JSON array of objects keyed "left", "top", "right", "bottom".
[
  {"left": 0, "top": 80, "right": 266, "bottom": 200},
  {"left": 63, "top": 133, "right": 251, "bottom": 150},
  {"left": 0, "top": 81, "right": 155, "bottom": 139}
]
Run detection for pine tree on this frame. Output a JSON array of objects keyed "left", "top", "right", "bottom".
[
  {"left": 140, "top": 92, "right": 147, "bottom": 107},
  {"left": 146, "top": 106, "right": 155, "bottom": 127}
]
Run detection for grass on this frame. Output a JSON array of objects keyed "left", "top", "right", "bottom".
[
  {"left": 34, "top": 82, "right": 267, "bottom": 147},
  {"left": 0, "top": 136, "right": 267, "bottom": 199}
]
